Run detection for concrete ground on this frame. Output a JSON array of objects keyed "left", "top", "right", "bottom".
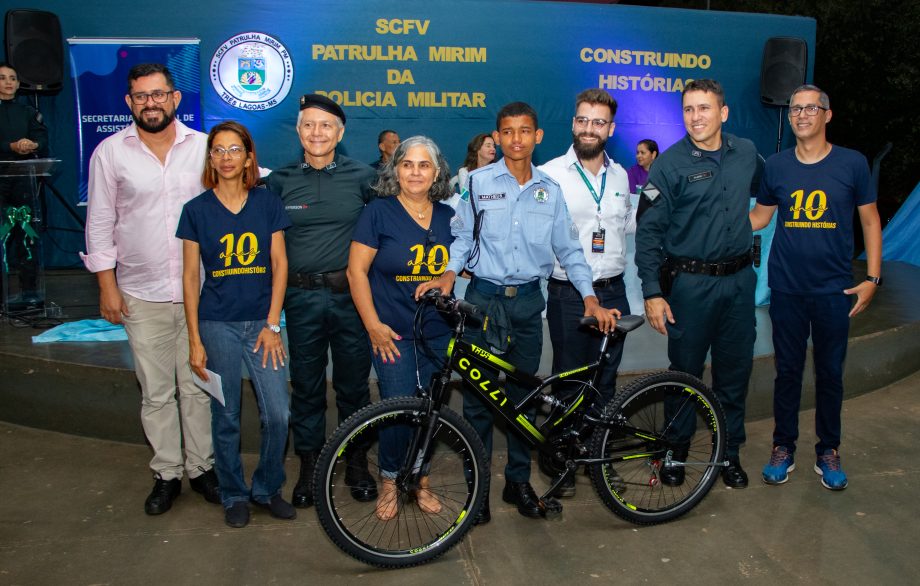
[{"left": 1, "top": 371, "right": 919, "bottom": 586}]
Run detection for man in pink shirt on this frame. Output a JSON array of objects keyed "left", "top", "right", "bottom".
[{"left": 81, "top": 63, "right": 219, "bottom": 515}]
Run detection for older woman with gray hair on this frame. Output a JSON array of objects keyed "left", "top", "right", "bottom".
[{"left": 347, "top": 135, "right": 455, "bottom": 520}]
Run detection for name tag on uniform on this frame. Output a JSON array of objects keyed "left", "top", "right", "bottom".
[
  {"left": 479, "top": 193, "right": 506, "bottom": 201},
  {"left": 688, "top": 170, "right": 713, "bottom": 183}
]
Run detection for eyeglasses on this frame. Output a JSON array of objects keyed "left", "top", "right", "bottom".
[
  {"left": 788, "top": 104, "right": 828, "bottom": 117},
  {"left": 129, "top": 90, "right": 174, "bottom": 105},
  {"left": 574, "top": 116, "right": 611, "bottom": 129},
  {"left": 209, "top": 146, "right": 246, "bottom": 159}
]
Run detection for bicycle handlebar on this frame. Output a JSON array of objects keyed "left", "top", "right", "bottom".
[{"left": 421, "top": 289, "right": 483, "bottom": 320}]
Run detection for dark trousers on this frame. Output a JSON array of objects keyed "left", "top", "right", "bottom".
[
  {"left": 463, "top": 282, "right": 545, "bottom": 483},
  {"left": 546, "top": 277, "right": 630, "bottom": 407},
  {"left": 284, "top": 286, "right": 371, "bottom": 454},
  {"left": 666, "top": 268, "right": 756, "bottom": 457},
  {"left": 769, "top": 290, "right": 850, "bottom": 456}
]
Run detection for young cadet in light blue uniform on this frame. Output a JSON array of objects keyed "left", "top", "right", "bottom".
[{"left": 417, "top": 102, "right": 616, "bottom": 525}]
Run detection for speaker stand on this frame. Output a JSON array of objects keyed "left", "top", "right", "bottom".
[{"left": 774, "top": 106, "right": 786, "bottom": 153}]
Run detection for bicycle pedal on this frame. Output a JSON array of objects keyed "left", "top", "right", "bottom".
[{"left": 540, "top": 497, "right": 563, "bottom": 518}]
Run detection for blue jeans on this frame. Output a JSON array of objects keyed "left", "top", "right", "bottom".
[
  {"left": 769, "top": 291, "right": 850, "bottom": 456},
  {"left": 371, "top": 333, "right": 451, "bottom": 477},
  {"left": 199, "top": 320, "right": 291, "bottom": 507}
]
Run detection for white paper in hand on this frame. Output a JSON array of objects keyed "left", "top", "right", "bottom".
[{"left": 193, "top": 369, "right": 225, "bottom": 406}]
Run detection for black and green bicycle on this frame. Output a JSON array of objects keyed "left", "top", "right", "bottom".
[{"left": 313, "top": 290, "right": 726, "bottom": 568}]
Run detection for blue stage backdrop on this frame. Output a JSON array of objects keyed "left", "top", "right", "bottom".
[
  {"left": 68, "top": 38, "right": 203, "bottom": 204},
  {"left": 20, "top": 0, "right": 814, "bottom": 267}
]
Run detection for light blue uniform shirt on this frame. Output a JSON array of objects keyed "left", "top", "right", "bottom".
[{"left": 445, "top": 158, "right": 596, "bottom": 299}]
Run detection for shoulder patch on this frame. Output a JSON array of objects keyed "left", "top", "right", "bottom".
[{"left": 642, "top": 182, "right": 661, "bottom": 202}]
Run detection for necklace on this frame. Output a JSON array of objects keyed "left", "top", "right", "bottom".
[
  {"left": 398, "top": 195, "right": 431, "bottom": 220},
  {"left": 214, "top": 187, "right": 248, "bottom": 214}
]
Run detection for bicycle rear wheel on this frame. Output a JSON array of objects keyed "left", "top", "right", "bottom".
[
  {"left": 589, "top": 371, "right": 725, "bottom": 524},
  {"left": 314, "top": 397, "right": 489, "bottom": 568}
]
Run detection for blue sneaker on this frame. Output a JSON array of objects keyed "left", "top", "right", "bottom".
[
  {"left": 814, "top": 449, "right": 848, "bottom": 490},
  {"left": 762, "top": 446, "right": 795, "bottom": 485}
]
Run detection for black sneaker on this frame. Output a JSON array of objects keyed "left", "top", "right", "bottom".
[
  {"left": 189, "top": 467, "right": 221, "bottom": 504},
  {"left": 224, "top": 502, "right": 250, "bottom": 528},
  {"left": 253, "top": 495, "right": 297, "bottom": 520},
  {"left": 144, "top": 476, "right": 181, "bottom": 515}
]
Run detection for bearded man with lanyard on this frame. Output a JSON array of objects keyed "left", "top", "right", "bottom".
[{"left": 538, "top": 88, "right": 633, "bottom": 498}]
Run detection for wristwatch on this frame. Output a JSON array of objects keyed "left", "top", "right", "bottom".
[
  {"left": 865, "top": 275, "right": 883, "bottom": 286},
  {"left": 266, "top": 322, "right": 282, "bottom": 333}
]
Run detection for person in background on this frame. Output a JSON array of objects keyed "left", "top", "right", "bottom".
[
  {"left": 627, "top": 138, "right": 658, "bottom": 195},
  {"left": 347, "top": 135, "right": 455, "bottom": 520},
  {"left": 178, "top": 121, "right": 293, "bottom": 528},
  {"left": 448, "top": 133, "right": 497, "bottom": 205},
  {"left": 751, "top": 84, "right": 882, "bottom": 491},
  {"left": 0, "top": 62, "right": 48, "bottom": 304},
  {"left": 81, "top": 63, "right": 219, "bottom": 515},
  {"left": 371, "top": 129, "right": 400, "bottom": 170}
]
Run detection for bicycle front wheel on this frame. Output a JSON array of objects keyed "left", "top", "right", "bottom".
[
  {"left": 314, "top": 397, "right": 489, "bottom": 568},
  {"left": 589, "top": 371, "right": 726, "bottom": 524}
]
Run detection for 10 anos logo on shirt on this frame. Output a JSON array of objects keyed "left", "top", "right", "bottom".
[{"left": 210, "top": 32, "right": 294, "bottom": 111}]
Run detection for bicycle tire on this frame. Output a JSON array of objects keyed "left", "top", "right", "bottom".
[
  {"left": 314, "top": 397, "right": 489, "bottom": 568},
  {"left": 588, "top": 371, "right": 726, "bottom": 524}
]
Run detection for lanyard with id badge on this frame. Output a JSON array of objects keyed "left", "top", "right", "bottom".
[{"left": 574, "top": 162, "right": 607, "bottom": 253}]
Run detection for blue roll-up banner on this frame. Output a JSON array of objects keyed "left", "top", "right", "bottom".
[{"left": 67, "top": 38, "right": 202, "bottom": 205}]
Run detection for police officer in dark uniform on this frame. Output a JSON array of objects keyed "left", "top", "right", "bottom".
[
  {"left": 636, "top": 79, "right": 763, "bottom": 488},
  {"left": 264, "top": 94, "right": 377, "bottom": 508}
]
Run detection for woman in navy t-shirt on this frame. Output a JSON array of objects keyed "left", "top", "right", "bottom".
[
  {"left": 347, "top": 135, "right": 455, "bottom": 520},
  {"left": 177, "top": 121, "right": 292, "bottom": 529}
]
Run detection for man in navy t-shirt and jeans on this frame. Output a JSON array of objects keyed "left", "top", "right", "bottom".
[{"left": 751, "top": 84, "right": 882, "bottom": 491}]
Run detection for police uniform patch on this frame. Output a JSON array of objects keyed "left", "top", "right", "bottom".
[
  {"left": 479, "top": 193, "right": 506, "bottom": 200},
  {"left": 642, "top": 182, "right": 661, "bottom": 202},
  {"left": 450, "top": 214, "right": 465, "bottom": 230},
  {"left": 570, "top": 222, "right": 579, "bottom": 240},
  {"left": 534, "top": 187, "right": 548, "bottom": 203}
]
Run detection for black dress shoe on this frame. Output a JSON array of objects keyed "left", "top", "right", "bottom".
[
  {"left": 660, "top": 447, "right": 688, "bottom": 487},
  {"left": 345, "top": 449, "right": 378, "bottom": 502},
  {"left": 292, "top": 452, "right": 317, "bottom": 508},
  {"left": 144, "top": 477, "right": 181, "bottom": 515},
  {"left": 473, "top": 500, "right": 491, "bottom": 525},
  {"left": 225, "top": 502, "right": 250, "bottom": 528},
  {"left": 722, "top": 456, "right": 749, "bottom": 489},
  {"left": 252, "top": 495, "right": 297, "bottom": 520},
  {"left": 501, "top": 481, "right": 543, "bottom": 518},
  {"left": 189, "top": 467, "right": 221, "bottom": 505}
]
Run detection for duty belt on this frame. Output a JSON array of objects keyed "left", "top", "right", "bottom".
[
  {"left": 471, "top": 277, "right": 541, "bottom": 298},
  {"left": 667, "top": 252, "right": 753, "bottom": 277},
  {"left": 288, "top": 268, "right": 348, "bottom": 291}
]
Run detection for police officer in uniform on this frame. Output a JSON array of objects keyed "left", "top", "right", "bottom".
[
  {"left": 636, "top": 79, "right": 763, "bottom": 488},
  {"left": 264, "top": 94, "right": 377, "bottom": 508},
  {"left": 418, "top": 102, "right": 616, "bottom": 524}
]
